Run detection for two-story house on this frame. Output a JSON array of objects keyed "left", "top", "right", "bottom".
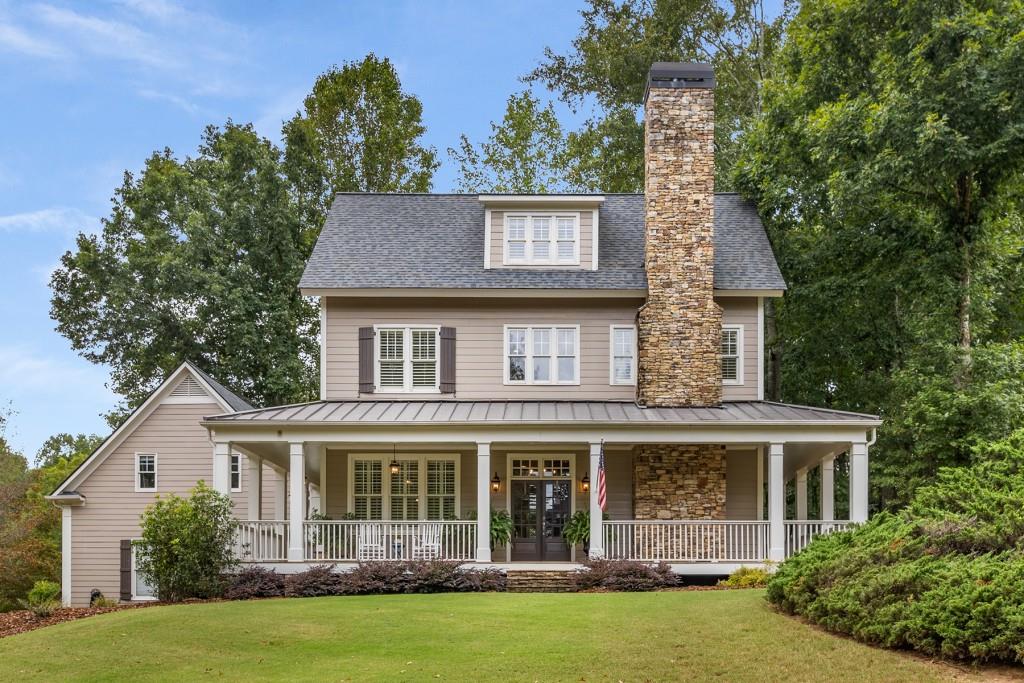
[{"left": 49, "top": 63, "right": 880, "bottom": 607}]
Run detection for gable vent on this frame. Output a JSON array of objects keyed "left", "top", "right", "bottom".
[{"left": 169, "top": 375, "right": 209, "bottom": 399}]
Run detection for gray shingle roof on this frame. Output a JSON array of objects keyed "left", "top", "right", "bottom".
[
  {"left": 204, "top": 400, "right": 878, "bottom": 425},
  {"left": 299, "top": 193, "right": 786, "bottom": 291},
  {"left": 186, "top": 362, "right": 255, "bottom": 412}
]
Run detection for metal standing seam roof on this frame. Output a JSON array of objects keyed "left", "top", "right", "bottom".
[
  {"left": 203, "top": 400, "right": 880, "bottom": 426},
  {"left": 299, "top": 193, "right": 787, "bottom": 292}
]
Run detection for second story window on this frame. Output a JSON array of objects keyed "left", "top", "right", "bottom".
[
  {"left": 721, "top": 325, "right": 743, "bottom": 384},
  {"left": 610, "top": 325, "right": 637, "bottom": 385},
  {"left": 375, "top": 327, "right": 439, "bottom": 392},
  {"left": 136, "top": 453, "right": 157, "bottom": 492},
  {"left": 505, "top": 325, "right": 579, "bottom": 385},
  {"left": 504, "top": 214, "right": 579, "bottom": 265}
]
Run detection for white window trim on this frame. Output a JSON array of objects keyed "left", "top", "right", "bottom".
[
  {"left": 722, "top": 324, "right": 745, "bottom": 385},
  {"left": 346, "top": 454, "right": 461, "bottom": 520},
  {"left": 230, "top": 453, "right": 242, "bottom": 492},
  {"left": 130, "top": 540, "right": 158, "bottom": 602},
  {"left": 372, "top": 325, "right": 442, "bottom": 394},
  {"left": 135, "top": 452, "right": 157, "bottom": 493},
  {"left": 502, "top": 212, "right": 581, "bottom": 266},
  {"left": 503, "top": 324, "right": 581, "bottom": 386},
  {"left": 608, "top": 324, "right": 638, "bottom": 386}
]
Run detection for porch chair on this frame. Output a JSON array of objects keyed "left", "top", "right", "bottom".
[
  {"left": 412, "top": 523, "right": 443, "bottom": 560},
  {"left": 356, "top": 523, "right": 386, "bottom": 561}
]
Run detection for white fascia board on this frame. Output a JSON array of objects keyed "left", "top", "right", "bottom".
[
  {"left": 477, "top": 195, "right": 605, "bottom": 205},
  {"left": 300, "top": 287, "right": 647, "bottom": 299},
  {"left": 714, "top": 289, "right": 786, "bottom": 298}
]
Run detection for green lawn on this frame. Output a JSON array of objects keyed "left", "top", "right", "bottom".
[{"left": 0, "top": 590, "right": 1003, "bottom": 682}]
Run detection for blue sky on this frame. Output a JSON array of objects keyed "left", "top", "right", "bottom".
[{"left": 0, "top": 0, "right": 591, "bottom": 458}]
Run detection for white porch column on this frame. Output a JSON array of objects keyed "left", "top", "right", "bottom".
[
  {"left": 795, "top": 468, "right": 808, "bottom": 520},
  {"left": 768, "top": 442, "right": 785, "bottom": 562},
  {"left": 318, "top": 446, "right": 327, "bottom": 515},
  {"left": 820, "top": 455, "right": 835, "bottom": 520},
  {"left": 850, "top": 441, "right": 869, "bottom": 523},
  {"left": 588, "top": 442, "right": 604, "bottom": 558},
  {"left": 756, "top": 446, "right": 765, "bottom": 520},
  {"left": 476, "top": 442, "right": 491, "bottom": 563},
  {"left": 212, "top": 441, "right": 231, "bottom": 494},
  {"left": 247, "top": 455, "right": 262, "bottom": 521},
  {"left": 273, "top": 468, "right": 286, "bottom": 520},
  {"left": 288, "top": 442, "right": 305, "bottom": 561},
  {"left": 61, "top": 506, "right": 72, "bottom": 607}
]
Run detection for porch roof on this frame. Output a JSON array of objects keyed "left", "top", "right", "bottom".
[{"left": 203, "top": 400, "right": 880, "bottom": 427}]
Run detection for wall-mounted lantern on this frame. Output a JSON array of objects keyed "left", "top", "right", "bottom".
[
  {"left": 581, "top": 473, "right": 590, "bottom": 493},
  {"left": 491, "top": 472, "right": 501, "bottom": 493}
]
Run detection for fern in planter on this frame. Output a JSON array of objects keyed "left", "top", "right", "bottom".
[
  {"left": 563, "top": 511, "right": 610, "bottom": 555},
  {"left": 467, "top": 509, "right": 514, "bottom": 550}
]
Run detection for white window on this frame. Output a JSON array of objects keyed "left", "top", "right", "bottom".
[
  {"left": 610, "top": 325, "right": 637, "bottom": 385},
  {"left": 349, "top": 455, "right": 459, "bottom": 520},
  {"left": 722, "top": 325, "right": 744, "bottom": 384},
  {"left": 375, "top": 326, "right": 439, "bottom": 392},
  {"left": 131, "top": 543, "right": 157, "bottom": 601},
  {"left": 230, "top": 454, "right": 241, "bottom": 492},
  {"left": 503, "top": 213, "right": 579, "bottom": 265},
  {"left": 504, "top": 325, "right": 580, "bottom": 385},
  {"left": 135, "top": 453, "right": 157, "bottom": 492}
]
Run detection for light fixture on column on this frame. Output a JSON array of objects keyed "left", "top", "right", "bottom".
[
  {"left": 389, "top": 444, "right": 400, "bottom": 475},
  {"left": 581, "top": 473, "right": 590, "bottom": 493},
  {"left": 491, "top": 472, "right": 501, "bottom": 493}
]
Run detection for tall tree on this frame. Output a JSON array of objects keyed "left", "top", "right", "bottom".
[
  {"left": 284, "top": 54, "right": 439, "bottom": 225},
  {"left": 734, "top": 0, "right": 1024, "bottom": 505}
]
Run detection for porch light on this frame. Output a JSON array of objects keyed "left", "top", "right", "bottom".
[
  {"left": 581, "top": 473, "right": 590, "bottom": 493},
  {"left": 389, "top": 459, "right": 401, "bottom": 475},
  {"left": 491, "top": 472, "right": 501, "bottom": 493}
]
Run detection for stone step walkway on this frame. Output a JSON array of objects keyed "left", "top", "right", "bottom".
[{"left": 506, "top": 570, "right": 577, "bottom": 593}]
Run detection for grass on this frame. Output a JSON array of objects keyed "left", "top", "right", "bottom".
[{"left": 0, "top": 590, "right": 1008, "bottom": 682}]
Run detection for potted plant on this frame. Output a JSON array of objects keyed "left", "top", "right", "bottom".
[
  {"left": 467, "top": 509, "right": 514, "bottom": 551},
  {"left": 563, "top": 510, "right": 591, "bottom": 555}
]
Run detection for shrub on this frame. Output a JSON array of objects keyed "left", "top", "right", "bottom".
[
  {"left": 335, "top": 561, "right": 409, "bottom": 595},
  {"left": 20, "top": 580, "right": 60, "bottom": 618},
  {"left": 405, "top": 560, "right": 463, "bottom": 593},
  {"left": 767, "top": 430, "right": 1024, "bottom": 663},
  {"left": 91, "top": 596, "right": 119, "bottom": 608},
  {"left": 135, "top": 482, "right": 238, "bottom": 602},
  {"left": 456, "top": 567, "right": 507, "bottom": 592},
  {"left": 572, "top": 559, "right": 677, "bottom": 592},
  {"left": 285, "top": 565, "right": 345, "bottom": 597},
  {"left": 718, "top": 566, "right": 770, "bottom": 589},
  {"left": 224, "top": 566, "right": 286, "bottom": 600}
]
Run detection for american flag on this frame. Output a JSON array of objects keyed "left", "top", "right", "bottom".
[{"left": 597, "top": 441, "right": 607, "bottom": 512}]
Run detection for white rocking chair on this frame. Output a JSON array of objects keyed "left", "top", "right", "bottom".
[
  {"left": 412, "top": 523, "right": 442, "bottom": 560},
  {"left": 357, "top": 523, "right": 386, "bottom": 561}
]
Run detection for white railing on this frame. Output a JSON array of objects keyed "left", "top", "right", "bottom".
[
  {"left": 235, "top": 521, "right": 289, "bottom": 562},
  {"left": 303, "top": 521, "right": 478, "bottom": 562},
  {"left": 784, "top": 521, "right": 851, "bottom": 557},
  {"left": 603, "top": 521, "right": 769, "bottom": 562}
]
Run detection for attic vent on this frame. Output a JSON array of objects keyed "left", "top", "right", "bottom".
[{"left": 170, "top": 376, "right": 207, "bottom": 398}]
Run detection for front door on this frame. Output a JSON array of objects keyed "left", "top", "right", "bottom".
[{"left": 510, "top": 459, "right": 572, "bottom": 561}]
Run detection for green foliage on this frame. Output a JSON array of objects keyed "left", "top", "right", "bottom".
[
  {"left": 488, "top": 509, "right": 513, "bottom": 550},
  {"left": 718, "top": 566, "right": 769, "bottom": 589},
  {"left": 136, "top": 482, "right": 238, "bottom": 602},
  {"left": 562, "top": 510, "right": 591, "bottom": 548},
  {"left": 19, "top": 580, "right": 61, "bottom": 618},
  {"left": 767, "top": 430, "right": 1024, "bottom": 663}
]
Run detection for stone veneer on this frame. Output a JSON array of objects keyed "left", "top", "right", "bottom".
[
  {"left": 633, "top": 444, "right": 727, "bottom": 520},
  {"left": 637, "top": 67, "right": 722, "bottom": 407}
]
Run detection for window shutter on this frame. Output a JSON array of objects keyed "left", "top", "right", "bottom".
[
  {"left": 440, "top": 327, "right": 456, "bottom": 394},
  {"left": 120, "top": 540, "right": 132, "bottom": 601},
  {"left": 358, "top": 327, "right": 375, "bottom": 393}
]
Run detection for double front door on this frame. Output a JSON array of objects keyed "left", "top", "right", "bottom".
[{"left": 509, "top": 459, "right": 572, "bottom": 562}]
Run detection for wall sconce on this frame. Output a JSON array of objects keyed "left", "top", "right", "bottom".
[
  {"left": 581, "top": 473, "right": 590, "bottom": 493},
  {"left": 491, "top": 472, "right": 501, "bottom": 493}
]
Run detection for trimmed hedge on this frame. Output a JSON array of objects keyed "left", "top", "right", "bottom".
[
  {"left": 767, "top": 431, "right": 1024, "bottom": 663},
  {"left": 572, "top": 559, "right": 678, "bottom": 591}
]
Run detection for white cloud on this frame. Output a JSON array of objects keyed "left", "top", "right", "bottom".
[
  {"left": 0, "top": 346, "right": 114, "bottom": 399},
  {"left": 0, "top": 207, "right": 99, "bottom": 234},
  {"left": 137, "top": 87, "right": 199, "bottom": 114},
  {"left": 0, "top": 21, "right": 66, "bottom": 58},
  {"left": 34, "top": 3, "right": 179, "bottom": 69}
]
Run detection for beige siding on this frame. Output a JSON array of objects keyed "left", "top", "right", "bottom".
[
  {"left": 720, "top": 297, "right": 760, "bottom": 401},
  {"left": 325, "top": 297, "right": 642, "bottom": 400},
  {"left": 489, "top": 208, "right": 595, "bottom": 270},
  {"left": 725, "top": 448, "right": 759, "bottom": 520},
  {"left": 604, "top": 448, "right": 634, "bottom": 520}
]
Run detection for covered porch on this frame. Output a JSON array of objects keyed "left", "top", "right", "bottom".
[{"left": 203, "top": 400, "right": 878, "bottom": 571}]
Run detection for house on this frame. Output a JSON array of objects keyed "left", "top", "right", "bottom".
[{"left": 48, "top": 62, "right": 880, "bottom": 607}]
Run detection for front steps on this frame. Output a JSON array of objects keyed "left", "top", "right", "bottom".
[{"left": 506, "top": 570, "right": 577, "bottom": 593}]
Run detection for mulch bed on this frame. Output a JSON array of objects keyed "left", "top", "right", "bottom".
[{"left": 0, "top": 603, "right": 159, "bottom": 639}]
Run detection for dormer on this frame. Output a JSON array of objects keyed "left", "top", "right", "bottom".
[{"left": 479, "top": 195, "right": 605, "bottom": 271}]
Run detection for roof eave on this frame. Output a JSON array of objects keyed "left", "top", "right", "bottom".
[{"left": 300, "top": 287, "right": 648, "bottom": 299}]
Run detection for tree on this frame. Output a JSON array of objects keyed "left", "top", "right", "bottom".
[
  {"left": 734, "top": 0, "right": 1024, "bottom": 505},
  {"left": 284, "top": 54, "right": 438, "bottom": 225},
  {"left": 50, "top": 123, "right": 318, "bottom": 420},
  {"left": 450, "top": 91, "right": 573, "bottom": 193},
  {"left": 136, "top": 482, "right": 238, "bottom": 602},
  {"left": 34, "top": 433, "right": 101, "bottom": 469}
]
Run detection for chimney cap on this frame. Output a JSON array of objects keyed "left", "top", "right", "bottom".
[{"left": 645, "top": 62, "right": 715, "bottom": 99}]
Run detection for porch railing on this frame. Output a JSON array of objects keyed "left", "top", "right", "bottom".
[
  {"left": 302, "top": 521, "right": 477, "bottom": 562},
  {"left": 235, "top": 521, "right": 289, "bottom": 562},
  {"left": 784, "top": 521, "right": 851, "bottom": 557},
  {"left": 603, "top": 521, "right": 769, "bottom": 563}
]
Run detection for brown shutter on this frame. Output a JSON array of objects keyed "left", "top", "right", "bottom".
[
  {"left": 440, "top": 327, "right": 456, "bottom": 394},
  {"left": 358, "top": 327, "right": 375, "bottom": 393},
  {"left": 120, "top": 539, "right": 132, "bottom": 601}
]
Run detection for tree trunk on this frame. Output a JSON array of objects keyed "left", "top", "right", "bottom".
[{"left": 765, "top": 297, "right": 782, "bottom": 401}]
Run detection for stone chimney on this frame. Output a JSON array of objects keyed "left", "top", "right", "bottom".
[{"left": 637, "top": 62, "right": 722, "bottom": 407}]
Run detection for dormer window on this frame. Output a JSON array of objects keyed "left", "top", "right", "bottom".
[{"left": 504, "top": 213, "right": 579, "bottom": 265}]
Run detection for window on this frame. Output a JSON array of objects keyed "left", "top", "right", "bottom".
[
  {"left": 131, "top": 543, "right": 156, "bottom": 601},
  {"left": 350, "top": 455, "right": 459, "bottom": 520},
  {"left": 503, "top": 213, "right": 579, "bottom": 265},
  {"left": 511, "top": 458, "right": 571, "bottom": 478},
  {"left": 375, "top": 327, "right": 439, "bottom": 392},
  {"left": 230, "top": 454, "right": 241, "bottom": 492},
  {"left": 722, "top": 325, "right": 743, "bottom": 384},
  {"left": 505, "top": 326, "right": 579, "bottom": 384},
  {"left": 136, "top": 453, "right": 156, "bottom": 492},
  {"left": 610, "top": 325, "right": 637, "bottom": 385}
]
